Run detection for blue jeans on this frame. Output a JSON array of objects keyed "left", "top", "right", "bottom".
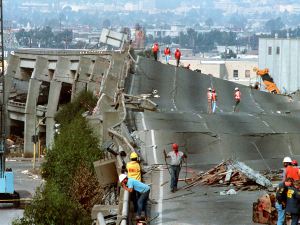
[
  {"left": 170, "top": 165, "right": 181, "bottom": 191},
  {"left": 137, "top": 190, "right": 150, "bottom": 217},
  {"left": 212, "top": 101, "right": 216, "bottom": 113},
  {"left": 275, "top": 202, "right": 285, "bottom": 225},
  {"left": 291, "top": 213, "right": 299, "bottom": 225},
  {"left": 165, "top": 55, "right": 170, "bottom": 64}
]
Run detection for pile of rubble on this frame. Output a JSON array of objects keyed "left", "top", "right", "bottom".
[{"left": 183, "top": 160, "right": 272, "bottom": 191}]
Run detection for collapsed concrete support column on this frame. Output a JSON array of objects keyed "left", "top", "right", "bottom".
[
  {"left": 45, "top": 57, "right": 71, "bottom": 149},
  {"left": 72, "top": 56, "right": 92, "bottom": 97},
  {"left": 24, "top": 57, "right": 46, "bottom": 153},
  {"left": 88, "top": 57, "right": 110, "bottom": 96},
  {"left": 5, "top": 55, "right": 21, "bottom": 136}
]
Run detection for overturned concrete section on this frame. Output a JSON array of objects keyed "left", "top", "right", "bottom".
[{"left": 127, "top": 57, "right": 300, "bottom": 170}]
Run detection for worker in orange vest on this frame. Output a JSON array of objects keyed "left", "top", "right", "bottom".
[
  {"left": 164, "top": 46, "right": 171, "bottom": 64},
  {"left": 233, "top": 87, "right": 241, "bottom": 112},
  {"left": 207, "top": 87, "right": 212, "bottom": 114},
  {"left": 126, "top": 152, "right": 142, "bottom": 216},
  {"left": 211, "top": 89, "right": 217, "bottom": 113},
  {"left": 152, "top": 42, "right": 159, "bottom": 61},
  {"left": 174, "top": 48, "right": 181, "bottom": 67}
]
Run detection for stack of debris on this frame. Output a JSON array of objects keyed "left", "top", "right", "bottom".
[{"left": 183, "top": 160, "right": 272, "bottom": 191}]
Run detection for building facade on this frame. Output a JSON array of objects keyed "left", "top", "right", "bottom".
[{"left": 259, "top": 38, "right": 300, "bottom": 93}]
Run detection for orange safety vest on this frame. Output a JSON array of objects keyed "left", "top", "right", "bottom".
[
  {"left": 175, "top": 50, "right": 181, "bottom": 59},
  {"left": 286, "top": 166, "right": 300, "bottom": 181},
  {"left": 212, "top": 92, "right": 217, "bottom": 101},
  {"left": 153, "top": 44, "right": 159, "bottom": 53},
  {"left": 126, "top": 161, "right": 141, "bottom": 181},
  {"left": 234, "top": 91, "right": 241, "bottom": 100},
  {"left": 164, "top": 48, "right": 171, "bottom": 55}
]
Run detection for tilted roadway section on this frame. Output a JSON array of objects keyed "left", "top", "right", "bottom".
[{"left": 125, "top": 57, "right": 300, "bottom": 225}]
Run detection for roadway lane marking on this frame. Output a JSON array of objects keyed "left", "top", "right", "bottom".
[
  {"left": 139, "top": 112, "right": 147, "bottom": 130},
  {"left": 193, "top": 112, "right": 209, "bottom": 130},
  {"left": 158, "top": 166, "right": 164, "bottom": 224},
  {"left": 150, "top": 130, "right": 158, "bottom": 164},
  {"left": 150, "top": 129, "right": 164, "bottom": 224},
  {"left": 171, "top": 67, "right": 178, "bottom": 111},
  {"left": 262, "top": 120, "right": 270, "bottom": 127}
]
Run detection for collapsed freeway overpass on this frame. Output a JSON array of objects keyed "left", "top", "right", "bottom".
[{"left": 123, "top": 56, "right": 300, "bottom": 224}]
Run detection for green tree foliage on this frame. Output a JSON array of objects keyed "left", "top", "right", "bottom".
[{"left": 14, "top": 91, "right": 103, "bottom": 225}]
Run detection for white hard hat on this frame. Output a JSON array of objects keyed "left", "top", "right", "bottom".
[
  {"left": 119, "top": 174, "right": 127, "bottom": 183},
  {"left": 283, "top": 157, "right": 292, "bottom": 163},
  {"left": 235, "top": 87, "right": 239, "bottom": 91},
  {"left": 208, "top": 87, "right": 212, "bottom": 91}
]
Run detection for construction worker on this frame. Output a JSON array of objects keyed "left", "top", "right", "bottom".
[
  {"left": 285, "top": 158, "right": 300, "bottom": 181},
  {"left": 126, "top": 152, "right": 142, "bottom": 215},
  {"left": 119, "top": 174, "right": 150, "bottom": 221},
  {"left": 164, "top": 143, "right": 187, "bottom": 193},
  {"left": 211, "top": 89, "right": 217, "bottom": 113},
  {"left": 207, "top": 87, "right": 212, "bottom": 114},
  {"left": 152, "top": 42, "right": 159, "bottom": 61},
  {"left": 233, "top": 87, "right": 241, "bottom": 112},
  {"left": 275, "top": 177, "right": 293, "bottom": 225},
  {"left": 282, "top": 157, "right": 293, "bottom": 181},
  {"left": 164, "top": 46, "right": 171, "bottom": 64},
  {"left": 285, "top": 179, "right": 300, "bottom": 225},
  {"left": 174, "top": 48, "right": 181, "bottom": 67}
]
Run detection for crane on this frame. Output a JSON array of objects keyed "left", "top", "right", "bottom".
[
  {"left": 0, "top": 0, "right": 20, "bottom": 207},
  {"left": 253, "top": 67, "right": 280, "bottom": 94}
]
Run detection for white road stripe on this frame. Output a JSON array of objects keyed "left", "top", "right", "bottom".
[{"left": 139, "top": 112, "right": 147, "bottom": 130}]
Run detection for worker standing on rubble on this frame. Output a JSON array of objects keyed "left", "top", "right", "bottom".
[
  {"left": 285, "top": 158, "right": 300, "bottom": 181},
  {"left": 164, "top": 143, "right": 187, "bottom": 193},
  {"left": 152, "top": 42, "right": 159, "bottom": 61},
  {"left": 285, "top": 179, "right": 300, "bottom": 225},
  {"left": 164, "top": 46, "right": 171, "bottom": 64},
  {"left": 211, "top": 89, "right": 217, "bottom": 113},
  {"left": 233, "top": 87, "right": 241, "bottom": 112},
  {"left": 275, "top": 177, "right": 293, "bottom": 225},
  {"left": 119, "top": 174, "right": 150, "bottom": 221},
  {"left": 207, "top": 88, "right": 212, "bottom": 114},
  {"left": 126, "top": 152, "right": 142, "bottom": 215},
  {"left": 174, "top": 48, "right": 181, "bottom": 67},
  {"left": 282, "top": 157, "right": 293, "bottom": 181}
]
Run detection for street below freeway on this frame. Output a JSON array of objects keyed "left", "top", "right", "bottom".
[
  {"left": 125, "top": 57, "right": 300, "bottom": 224},
  {"left": 0, "top": 159, "right": 43, "bottom": 225}
]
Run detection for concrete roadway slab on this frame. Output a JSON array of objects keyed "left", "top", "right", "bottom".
[{"left": 126, "top": 58, "right": 300, "bottom": 224}]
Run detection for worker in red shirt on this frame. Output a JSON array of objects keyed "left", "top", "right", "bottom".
[
  {"left": 285, "top": 159, "right": 300, "bottom": 181},
  {"left": 207, "top": 87, "right": 212, "bottom": 114},
  {"left": 211, "top": 89, "right": 217, "bottom": 113},
  {"left": 233, "top": 87, "right": 241, "bottom": 112},
  {"left": 152, "top": 42, "right": 159, "bottom": 61},
  {"left": 164, "top": 46, "right": 171, "bottom": 64},
  {"left": 174, "top": 48, "right": 181, "bottom": 67}
]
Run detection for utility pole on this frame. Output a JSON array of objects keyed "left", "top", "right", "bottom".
[{"left": 0, "top": 0, "right": 6, "bottom": 179}]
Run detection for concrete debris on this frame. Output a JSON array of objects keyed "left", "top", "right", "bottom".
[
  {"left": 220, "top": 189, "right": 237, "bottom": 195},
  {"left": 183, "top": 160, "right": 272, "bottom": 190}
]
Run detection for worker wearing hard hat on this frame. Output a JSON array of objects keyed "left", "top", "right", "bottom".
[
  {"left": 126, "top": 152, "right": 142, "bottom": 215},
  {"left": 174, "top": 48, "right": 181, "bottom": 67},
  {"left": 152, "top": 42, "right": 159, "bottom": 61},
  {"left": 119, "top": 174, "right": 150, "bottom": 221},
  {"left": 284, "top": 157, "right": 300, "bottom": 181},
  {"left": 164, "top": 46, "right": 171, "bottom": 64},
  {"left": 127, "top": 152, "right": 141, "bottom": 181},
  {"left": 164, "top": 143, "right": 187, "bottom": 193},
  {"left": 233, "top": 87, "right": 241, "bottom": 112}
]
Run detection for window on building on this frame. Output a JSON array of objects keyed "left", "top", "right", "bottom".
[
  {"left": 268, "top": 47, "right": 272, "bottom": 55},
  {"left": 245, "top": 70, "right": 250, "bottom": 78},
  {"left": 233, "top": 70, "right": 238, "bottom": 78},
  {"left": 276, "top": 46, "right": 280, "bottom": 54}
]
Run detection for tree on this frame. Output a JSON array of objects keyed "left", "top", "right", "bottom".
[{"left": 13, "top": 91, "right": 103, "bottom": 225}]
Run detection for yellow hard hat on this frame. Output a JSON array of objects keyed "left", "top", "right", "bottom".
[{"left": 130, "top": 152, "right": 138, "bottom": 159}]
